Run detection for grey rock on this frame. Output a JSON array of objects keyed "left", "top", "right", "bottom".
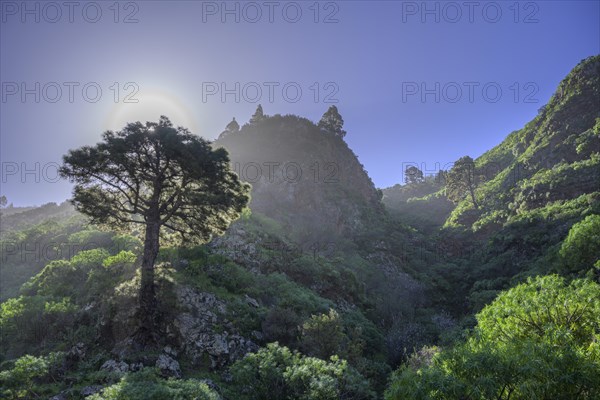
[
  {"left": 221, "top": 372, "right": 233, "bottom": 383},
  {"left": 68, "top": 342, "right": 86, "bottom": 359},
  {"left": 101, "top": 359, "right": 129, "bottom": 375},
  {"left": 80, "top": 385, "right": 103, "bottom": 396},
  {"left": 200, "top": 378, "right": 220, "bottom": 392},
  {"left": 244, "top": 294, "right": 260, "bottom": 308},
  {"left": 129, "top": 362, "right": 145, "bottom": 372},
  {"left": 173, "top": 285, "right": 260, "bottom": 369},
  {"left": 156, "top": 354, "right": 182, "bottom": 378},
  {"left": 164, "top": 345, "right": 178, "bottom": 357},
  {"left": 65, "top": 342, "right": 86, "bottom": 368},
  {"left": 251, "top": 330, "right": 264, "bottom": 341}
]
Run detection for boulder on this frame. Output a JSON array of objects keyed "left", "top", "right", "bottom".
[
  {"left": 80, "top": 385, "right": 103, "bottom": 397},
  {"left": 155, "top": 354, "right": 182, "bottom": 378},
  {"left": 100, "top": 359, "right": 130, "bottom": 375},
  {"left": 173, "top": 286, "right": 259, "bottom": 369}
]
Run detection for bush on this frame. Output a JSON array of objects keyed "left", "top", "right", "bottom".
[
  {"left": 385, "top": 275, "right": 600, "bottom": 399},
  {"left": 300, "top": 309, "right": 345, "bottom": 359},
  {"left": 230, "top": 342, "right": 376, "bottom": 400},
  {"left": 560, "top": 214, "right": 600, "bottom": 274},
  {"left": 0, "top": 352, "right": 64, "bottom": 399},
  {"left": 261, "top": 307, "right": 302, "bottom": 347},
  {"left": 87, "top": 368, "right": 220, "bottom": 400},
  {"left": 0, "top": 296, "right": 77, "bottom": 357}
]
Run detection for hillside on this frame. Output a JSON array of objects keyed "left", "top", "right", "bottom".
[
  {"left": 384, "top": 55, "right": 600, "bottom": 232},
  {"left": 0, "top": 111, "right": 431, "bottom": 399},
  {"left": 455, "top": 54, "right": 600, "bottom": 229},
  {"left": 382, "top": 55, "right": 600, "bottom": 313},
  {"left": 1, "top": 57, "right": 599, "bottom": 399}
]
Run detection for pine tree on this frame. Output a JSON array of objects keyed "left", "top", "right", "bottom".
[
  {"left": 60, "top": 116, "right": 249, "bottom": 345},
  {"left": 218, "top": 117, "right": 240, "bottom": 139},
  {"left": 250, "top": 104, "right": 265, "bottom": 124},
  {"left": 405, "top": 166, "right": 424, "bottom": 184},
  {"left": 226, "top": 117, "right": 240, "bottom": 133},
  {"left": 318, "top": 106, "right": 346, "bottom": 138},
  {"left": 445, "top": 156, "right": 480, "bottom": 209}
]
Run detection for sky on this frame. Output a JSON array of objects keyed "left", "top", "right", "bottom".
[{"left": 1, "top": 0, "right": 599, "bottom": 206}]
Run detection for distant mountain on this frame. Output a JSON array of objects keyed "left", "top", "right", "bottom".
[{"left": 0, "top": 201, "right": 77, "bottom": 234}]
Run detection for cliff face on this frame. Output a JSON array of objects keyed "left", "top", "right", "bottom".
[{"left": 213, "top": 114, "right": 384, "bottom": 243}]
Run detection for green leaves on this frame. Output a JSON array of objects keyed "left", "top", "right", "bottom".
[
  {"left": 60, "top": 116, "right": 250, "bottom": 245},
  {"left": 559, "top": 214, "right": 600, "bottom": 275},
  {"left": 87, "top": 368, "right": 220, "bottom": 400},
  {"left": 230, "top": 343, "right": 375, "bottom": 400},
  {"left": 385, "top": 275, "right": 600, "bottom": 399},
  {"left": 0, "top": 352, "right": 64, "bottom": 399},
  {"left": 318, "top": 106, "right": 347, "bottom": 138},
  {"left": 476, "top": 275, "right": 600, "bottom": 347},
  {"left": 445, "top": 156, "right": 481, "bottom": 209}
]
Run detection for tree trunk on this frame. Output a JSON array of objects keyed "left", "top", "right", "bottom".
[
  {"left": 466, "top": 168, "right": 479, "bottom": 209},
  {"left": 136, "top": 214, "right": 161, "bottom": 346},
  {"left": 469, "top": 185, "right": 479, "bottom": 209}
]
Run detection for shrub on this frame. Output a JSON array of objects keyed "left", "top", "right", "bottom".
[
  {"left": 0, "top": 352, "right": 64, "bottom": 399},
  {"left": 385, "top": 275, "right": 600, "bottom": 399},
  {"left": 87, "top": 368, "right": 220, "bottom": 400},
  {"left": 0, "top": 296, "right": 77, "bottom": 357},
  {"left": 300, "top": 309, "right": 345, "bottom": 359},
  {"left": 560, "top": 214, "right": 600, "bottom": 274},
  {"left": 230, "top": 342, "right": 376, "bottom": 400},
  {"left": 262, "top": 307, "right": 302, "bottom": 347}
]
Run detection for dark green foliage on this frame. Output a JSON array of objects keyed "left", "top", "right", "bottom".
[
  {"left": 262, "top": 307, "right": 302, "bottom": 347},
  {"left": 1, "top": 56, "right": 599, "bottom": 400},
  {"left": 318, "top": 105, "right": 347, "bottom": 138},
  {"left": 0, "top": 295, "right": 76, "bottom": 359},
  {"left": 60, "top": 116, "right": 250, "bottom": 341},
  {"left": 445, "top": 156, "right": 481, "bottom": 209},
  {"left": 404, "top": 166, "right": 424, "bottom": 184},
  {"left": 559, "top": 214, "right": 600, "bottom": 275},
  {"left": 219, "top": 117, "right": 240, "bottom": 139},
  {"left": 299, "top": 309, "right": 346, "bottom": 359},
  {"left": 381, "top": 177, "right": 452, "bottom": 231},
  {"left": 385, "top": 275, "right": 600, "bottom": 399},
  {"left": 0, "top": 212, "right": 89, "bottom": 301},
  {"left": 87, "top": 368, "right": 220, "bottom": 400},
  {"left": 0, "top": 352, "right": 65, "bottom": 400},
  {"left": 214, "top": 113, "right": 384, "bottom": 244},
  {"left": 249, "top": 104, "right": 265, "bottom": 124}
]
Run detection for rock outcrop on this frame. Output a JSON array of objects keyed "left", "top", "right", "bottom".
[{"left": 172, "top": 286, "right": 258, "bottom": 369}]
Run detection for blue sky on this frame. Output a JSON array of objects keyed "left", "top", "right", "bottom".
[{"left": 1, "top": 0, "right": 599, "bottom": 206}]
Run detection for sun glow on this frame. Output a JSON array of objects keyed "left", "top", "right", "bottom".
[{"left": 105, "top": 88, "right": 199, "bottom": 134}]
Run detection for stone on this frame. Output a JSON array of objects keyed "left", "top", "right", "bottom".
[
  {"left": 65, "top": 342, "right": 86, "bottom": 368},
  {"left": 80, "top": 385, "right": 103, "bottom": 396},
  {"left": 244, "top": 294, "right": 260, "bottom": 308},
  {"left": 155, "top": 354, "right": 182, "bottom": 378},
  {"left": 100, "top": 359, "right": 129, "bottom": 375},
  {"left": 200, "top": 378, "right": 220, "bottom": 391},
  {"left": 164, "top": 345, "right": 178, "bottom": 357},
  {"left": 173, "top": 285, "right": 259, "bottom": 369},
  {"left": 251, "top": 330, "right": 264, "bottom": 341}
]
